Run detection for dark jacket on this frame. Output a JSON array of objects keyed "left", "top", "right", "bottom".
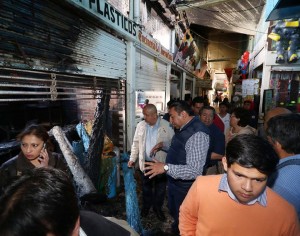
[
  {"left": 80, "top": 210, "right": 131, "bottom": 236},
  {"left": 203, "top": 123, "right": 225, "bottom": 174},
  {"left": 0, "top": 152, "right": 70, "bottom": 192},
  {"left": 166, "top": 116, "right": 209, "bottom": 182}
]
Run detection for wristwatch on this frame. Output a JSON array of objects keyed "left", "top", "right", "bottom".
[{"left": 163, "top": 164, "right": 169, "bottom": 172}]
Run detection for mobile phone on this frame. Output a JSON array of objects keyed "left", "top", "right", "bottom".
[{"left": 38, "top": 143, "right": 46, "bottom": 163}]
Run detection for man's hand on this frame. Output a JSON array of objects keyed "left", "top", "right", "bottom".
[
  {"left": 150, "top": 142, "right": 163, "bottom": 157},
  {"left": 128, "top": 160, "right": 135, "bottom": 168},
  {"left": 144, "top": 159, "right": 165, "bottom": 178}
]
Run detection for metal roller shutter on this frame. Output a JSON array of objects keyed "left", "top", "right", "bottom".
[
  {"left": 0, "top": 0, "right": 127, "bottom": 80},
  {"left": 135, "top": 50, "right": 167, "bottom": 91},
  {"left": 0, "top": 68, "right": 124, "bottom": 102}
]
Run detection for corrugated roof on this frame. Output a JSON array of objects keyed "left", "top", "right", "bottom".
[
  {"left": 176, "top": 0, "right": 266, "bottom": 35},
  {"left": 150, "top": 0, "right": 266, "bottom": 35}
]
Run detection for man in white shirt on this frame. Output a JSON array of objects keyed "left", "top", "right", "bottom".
[
  {"left": 128, "top": 104, "right": 174, "bottom": 221},
  {"left": 218, "top": 102, "right": 230, "bottom": 134}
]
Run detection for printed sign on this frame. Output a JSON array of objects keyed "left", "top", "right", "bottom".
[
  {"left": 69, "top": 0, "right": 173, "bottom": 62},
  {"left": 68, "top": 0, "right": 139, "bottom": 40}
]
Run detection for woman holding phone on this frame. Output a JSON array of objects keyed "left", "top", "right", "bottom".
[{"left": 0, "top": 124, "right": 70, "bottom": 191}]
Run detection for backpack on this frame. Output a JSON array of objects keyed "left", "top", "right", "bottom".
[{"left": 267, "top": 158, "right": 300, "bottom": 187}]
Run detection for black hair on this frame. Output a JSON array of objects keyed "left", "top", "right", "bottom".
[
  {"left": 199, "top": 106, "right": 216, "bottom": 117},
  {"left": 167, "top": 100, "right": 175, "bottom": 109},
  {"left": 231, "top": 107, "right": 250, "bottom": 127},
  {"left": 0, "top": 168, "right": 79, "bottom": 236},
  {"left": 169, "top": 100, "right": 192, "bottom": 116},
  {"left": 219, "top": 102, "right": 229, "bottom": 109},
  {"left": 226, "top": 134, "right": 279, "bottom": 176},
  {"left": 222, "top": 98, "right": 229, "bottom": 104},
  {"left": 17, "top": 124, "right": 53, "bottom": 151},
  {"left": 17, "top": 124, "right": 49, "bottom": 142},
  {"left": 266, "top": 113, "right": 300, "bottom": 154},
  {"left": 192, "top": 96, "right": 204, "bottom": 106}
]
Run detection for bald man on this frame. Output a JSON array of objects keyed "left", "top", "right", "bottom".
[
  {"left": 128, "top": 104, "right": 174, "bottom": 221},
  {"left": 264, "top": 107, "right": 292, "bottom": 131}
]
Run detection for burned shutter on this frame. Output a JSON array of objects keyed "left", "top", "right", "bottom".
[
  {"left": 0, "top": 0, "right": 127, "bottom": 80},
  {"left": 0, "top": 68, "right": 124, "bottom": 102}
]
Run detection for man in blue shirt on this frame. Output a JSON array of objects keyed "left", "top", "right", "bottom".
[
  {"left": 191, "top": 96, "right": 204, "bottom": 116},
  {"left": 266, "top": 113, "right": 300, "bottom": 220},
  {"left": 128, "top": 104, "right": 174, "bottom": 221},
  {"left": 199, "top": 106, "right": 225, "bottom": 175},
  {"left": 144, "top": 101, "right": 209, "bottom": 235}
]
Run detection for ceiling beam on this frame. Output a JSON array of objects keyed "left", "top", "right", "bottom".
[{"left": 176, "top": 0, "right": 237, "bottom": 11}]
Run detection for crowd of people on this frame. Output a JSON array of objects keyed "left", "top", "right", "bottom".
[
  {"left": 0, "top": 125, "right": 137, "bottom": 236},
  {"left": 0, "top": 95, "right": 299, "bottom": 236},
  {"left": 128, "top": 96, "right": 300, "bottom": 235}
]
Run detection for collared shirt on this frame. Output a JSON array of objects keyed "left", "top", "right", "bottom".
[
  {"left": 218, "top": 173, "right": 267, "bottom": 207},
  {"left": 145, "top": 118, "right": 160, "bottom": 161},
  {"left": 80, "top": 227, "right": 87, "bottom": 236},
  {"left": 270, "top": 154, "right": 300, "bottom": 219},
  {"left": 179, "top": 117, "right": 192, "bottom": 131},
  {"left": 168, "top": 128, "right": 210, "bottom": 180},
  {"left": 218, "top": 113, "right": 230, "bottom": 134}
]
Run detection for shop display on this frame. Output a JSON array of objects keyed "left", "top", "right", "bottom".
[{"left": 268, "top": 19, "right": 300, "bottom": 64}]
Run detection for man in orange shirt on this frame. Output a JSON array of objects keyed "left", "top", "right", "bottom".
[{"left": 179, "top": 134, "right": 299, "bottom": 236}]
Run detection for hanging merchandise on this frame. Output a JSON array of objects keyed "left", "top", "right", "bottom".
[
  {"left": 269, "top": 71, "right": 300, "bottom": 109},
  {"left": 173, "top": 11, "right": 202, "bottom": 79},
  {"left": 237, "top": 51, "right": 250, "bottom": 79},
  {"left": 268, "top": 19, "right": 300, "bottom": 64}
]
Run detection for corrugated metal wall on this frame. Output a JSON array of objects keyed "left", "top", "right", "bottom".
[
  {"left": 0, "top": 0, "right": 126, "bottom": 143},
  {"left": 0, "top": 68, "right": 124, "bottom": 102},
  {"left": 0, "top": 0, "right": 126, "bottom": 80},
  {"left": 135, "top": 50, "right": 167, "bottom": 91}
]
